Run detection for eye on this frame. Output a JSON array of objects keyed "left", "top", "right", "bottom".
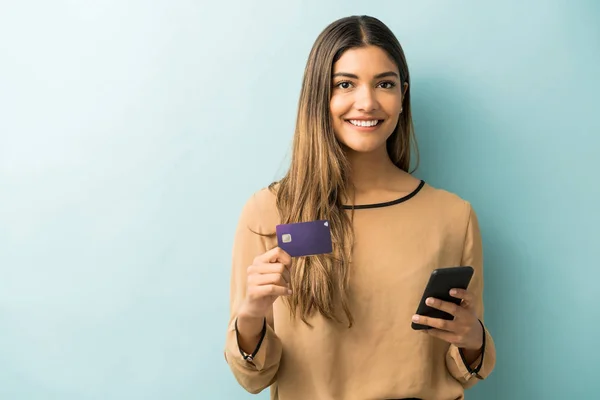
[
  {"left": 334, "top": 81, "right": 353, "bottom": 89},
  {"left": 378, "top": 81, "right": 397, "bottom": 89}
]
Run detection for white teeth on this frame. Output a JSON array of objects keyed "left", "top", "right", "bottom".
[{"left": 349, "top": 120, "right": 379, "bottom": 127}]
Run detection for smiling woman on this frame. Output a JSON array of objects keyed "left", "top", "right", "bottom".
[{"left": 224, "top": 15, "right": 496, "bottom": 400}]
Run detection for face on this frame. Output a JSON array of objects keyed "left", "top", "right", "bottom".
[{"left": 329, "top": 45, "right": 406, "bottom": 154}]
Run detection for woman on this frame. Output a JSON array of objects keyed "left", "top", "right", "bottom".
[{"left": 224, "top": 15, "right": 496, "bottom": 400}]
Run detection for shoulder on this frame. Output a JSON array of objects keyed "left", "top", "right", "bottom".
[
  {"left": 417, "top": 181, "right": 477, "bottom": 228},
  {"left": 237, "top": 184, "right": 280, "bottom": 231}
]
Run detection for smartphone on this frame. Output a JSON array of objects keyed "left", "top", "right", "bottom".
[
  {"left": 411, "top": 266, "right": 474, "bottom": 330},
  {"left": 275, "top": 220, "right": 333, "bottom": 257}
]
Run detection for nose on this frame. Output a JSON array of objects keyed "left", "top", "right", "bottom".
[{"left": 354, "top": 85, "right": 379, "bottom": 112}]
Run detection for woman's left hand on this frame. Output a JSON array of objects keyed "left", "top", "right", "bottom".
[{"left": 412, "top": 288, "right": 483, "bottom": 351}]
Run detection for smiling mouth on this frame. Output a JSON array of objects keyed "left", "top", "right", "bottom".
[{"left": 345, "top": 119, "right": 384, "bottom": 127}]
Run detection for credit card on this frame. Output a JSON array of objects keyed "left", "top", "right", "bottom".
[{"left": 275, "top": 220, "right": 333, "bottom": 257}]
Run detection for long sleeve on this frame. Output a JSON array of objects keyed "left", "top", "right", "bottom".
[
  {"left": 224, "top": 192, "right": 282, "bottom": 394},
  {"left": 446, "top": 203, "right": 496, "bottom": 388}
]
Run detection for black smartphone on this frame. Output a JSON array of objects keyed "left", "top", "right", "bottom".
[{"left": 411, "top": 266, "right": 474, "bottom": 330}]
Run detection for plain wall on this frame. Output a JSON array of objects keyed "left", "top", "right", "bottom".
[{"left": 1, "top": 1, "right": 598, "bottom": 399}]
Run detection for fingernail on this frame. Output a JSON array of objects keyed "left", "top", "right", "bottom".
[
  {"left": 412, "top": 315, "right": 419, "bottom": 322},
  {"left": 288, "top": 289, "right": 293, "bottom": 295},
  {"left": 426, "top": 298, "right": 434, "bottom": 306},
  {"left": 450, "top": 289, "right": 457, "bottom": 295}
]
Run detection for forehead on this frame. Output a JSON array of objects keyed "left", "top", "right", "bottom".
[{"left": 332, "top": 45, "right": 398, "bottom": 76}]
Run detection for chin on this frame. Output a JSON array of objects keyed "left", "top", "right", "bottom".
[
  {"left": 339, "top": 138, "right": 387, "bottom": 154},
  {"left": 334, "top": 121, "right": 394, "bottom": 153}
]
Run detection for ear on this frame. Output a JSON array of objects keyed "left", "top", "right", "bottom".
[
  {"left": 400, "top": 82, "right": 409, "bottom": 113},
  {"left": 402, "top": 81, "right": 409, "bottom": 97}
]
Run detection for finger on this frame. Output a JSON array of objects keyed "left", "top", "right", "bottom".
[
  {"left": 249, "top": 262, "right": 290, "bottom": 284},
  {"left": 449, "top": 288, "right": 475, "bottom": 305},
  {"left": 258, "top": 247, "right": 292, "bottom": 267},
  {"left": 248, "top": 284, "right": 292, "bottom": 299},
  {"left": 424, "top": 328, "right": 460, "bottom": 345},
  {"left": 412, "top": 314, "right": 456, "bottom": 332},
  {"left": 256, "top": 263, "right": 291, "bottom": 283},
  {"left": 425, "top": 297, "right": 463, "bottom": 317},
  {"left": 250, "top": 273, "right": 289, "bottom": 288}
]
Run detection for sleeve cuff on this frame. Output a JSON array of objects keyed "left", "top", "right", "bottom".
[
  {"left": 225, "top": 316, "right": 279, "bottom": 372},
  {"left": 235, "top": 317, "right": 267, "bottom": 364},
  {"left": 458, "top": 319, "right": 486, "bottom": 379},
  {"left": 447, "top": 319, "right": 495, "bottom": 383}
]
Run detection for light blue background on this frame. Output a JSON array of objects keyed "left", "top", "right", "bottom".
[{"left": 1, "top": 1, "right": 598, "bottom": 399}]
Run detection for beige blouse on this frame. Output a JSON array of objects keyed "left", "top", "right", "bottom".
[{"left": 224, "top": 181, "right": 496, "bottom": 400}]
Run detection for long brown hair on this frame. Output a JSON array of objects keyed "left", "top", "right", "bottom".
[{"left": 269, "top": 15, "right": 418, "bottom": 327}]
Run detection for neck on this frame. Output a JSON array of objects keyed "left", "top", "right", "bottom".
[{"left": 345, "top": 146, "right": 399, "bottom": 193}]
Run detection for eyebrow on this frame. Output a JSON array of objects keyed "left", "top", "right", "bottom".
[{"left": 332, "top": 71, "right": 400, "bottom": 80}]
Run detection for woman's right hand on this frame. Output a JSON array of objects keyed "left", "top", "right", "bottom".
[
  {"left": 238, "top": 247, "right": 292, "bottom": 320},
  {"left": 235, "top": 247, "right": 292, "bottom": 355}
]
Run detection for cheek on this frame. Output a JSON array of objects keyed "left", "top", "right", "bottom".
[
  {"left": 329, "top": 95, "right": 349, "bottom": 119},
  {"left": 381, "top": 99, "right": 402, "bottom": 125},
  {"left": 387, "top": 112, "right": 400, "bottom": 128},
  {"left": 382, "top": 94, "right": 403, "bottom": 114}
]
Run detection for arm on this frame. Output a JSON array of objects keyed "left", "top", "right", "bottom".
[
  {"left": 445, "top": 204, "right": 496, "bottom": 388},
  {"left": 224, "top": 194, "right": 283, "bottom": 394}
]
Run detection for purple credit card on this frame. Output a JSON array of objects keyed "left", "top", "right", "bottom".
[{"left": 275, "top": 220, "right": 333, "bottom": 257}]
